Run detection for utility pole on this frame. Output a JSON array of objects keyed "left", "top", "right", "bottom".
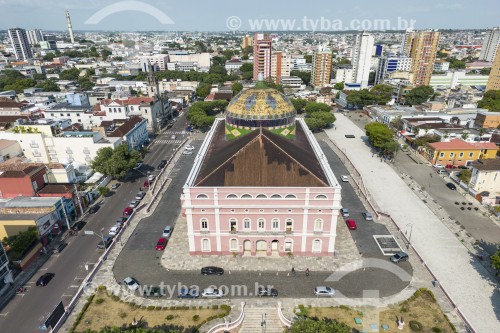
[
  {"left": 73, "top": 183, "right": 84, "bottom": 217},
  {"left": 60, "top": 197, "right": 71, "bottom": 230}
]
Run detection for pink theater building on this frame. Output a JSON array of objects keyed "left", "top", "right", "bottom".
[{"left": 181, "top": 85, "right": 341, "bottom": 257}]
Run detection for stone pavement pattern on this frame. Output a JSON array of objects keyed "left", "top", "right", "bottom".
[{"left": 325, "top": 114, "right": 500, "bottom": 333}]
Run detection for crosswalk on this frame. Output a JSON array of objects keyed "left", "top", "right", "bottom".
[
  {"left": 155, "top": 139, "right": 183, "bottom": 144},
  {"left": 165, "top": 131, "right": 187, "bottom": 135}
]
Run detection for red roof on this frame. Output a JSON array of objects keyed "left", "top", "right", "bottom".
[
  {"left": 428, "top": 138, "right": 497, "bottom": 150},
  {"left": 127, "top": 97, "right": 154, "bottom": 105},
  {"left": 100, "top": 99, "right": 128, "bottom": 106}
]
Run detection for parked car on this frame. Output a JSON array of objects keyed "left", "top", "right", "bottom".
[
  {"left": 111, "top": 183, "right": 121, "bottom": 190},
  {"left": 433, "top": 163, "right": 444, "bottom": 168},
  {"left": 437, "top": 169, "right": 447, "bottom": 175},
  {"left": 445, "top": 164, "right": 457, "bottom": 169},
  {"left": 362, "top": 212, "right": 373, "bottom": 221},
  {"left": 201, "top": 266, "right": 224, "bottom": 275},
  {"left": 129, "top": 200, "right": 139, "bottom": 208},
  {"left": 185, "top": 145, "right": 195, "bottom": 151},
  {"left": 182, "top": 150, "right": 193, "bottom": 155},
  {"left": 36, "top": 273, "right": 55, "bottom": 286},
  {"left": 122, "top": 277, "right": 140, "bottom": 291},
  {"left": 202, "top": 287, "right": 223, "bottom": 298},
  {"left": 89, "top": 205, "right": 100, "bottom": 214},
  {"left": 53, "top": 242, "right": 67, "bottom": 253},
  {"left": 148, "top": 174, "right": 156, "bottom": 181},
  {"left": 314, "top": 286, "right": 335, "bottom": 296},
  {"left": 446, "top": 182, "right": 457, "bottom": 190},
  {"left": 171, "top": 135, "right": 176, "bottom": 140},
  {"left": 135, "top": 191, "right": 146, "bottom": 200},
  {"left": 156, "top": 238, "right": 167, "bottom": 250},
  {"left": 345, "top": 219, "right": 357, "bottom": 230},
  {"left": 340, "top": 208, "right": 349, "bottom": 217},
  {"left": 158, "top": 160, "right": 167, "bottom": 170},
  {"left": 390, "top": 252, "right": 409, "bottom": 263},
  {"left": 178, "top": 287, "right": 200, "bottom": 299},
  {"left": 123, "top": 207, "right": 133, "bottom": 217},
  {"left": 143, "top": 180, "right": 150, "bottom": 188},
  {"left": 340, "top": 175, "right": 349, "bottom": 182},
  {"left": 109, "top": 225, "right": 121, "bottom": 236},
  {"left": 97, "top": 236, "right": 113, "bottom": 249},
  {"left": 134, "top": 162, "right": 143, "bottom": 170},
  {"left": 257, "top": 287, "right": 278, "bottom": 297},
  {"left": 163, "top": 226, "right": 172, "bottom": 239},
  {"left": 116, "top": 217, "right": 128, "bottom": 225}
]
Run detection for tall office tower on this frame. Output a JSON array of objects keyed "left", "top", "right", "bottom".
[
  {"left": 406, "top": 30, "right": 440, "bottom": 86},
  {"left": 351, "top": 32, "right": 374, "bottom": 88},
  {"left": 479, "top": 27, "right": 500, "bottom": 62},
  {"left": 311, "top": 44, "right": 332, "bottom": 88},
  {"left": 8, "top": 28, "right": 33, "bottom": 60},
  {"left": 27, "top": 29, "right": 44, "bottom": 45},
  {"left": 486, "top": 50, "right": 500, "bottom": 92},
  {"left": 241, "top": 34, "right": 253, "bottom": 49},
  {"left": 401, "top": 28, "right": 413, "bottom": 56},
  {"left": 65, "top": 10, "right": 75, "bottom": 44},
  {"left": 253, "top": 33, "right": 272, "bottom": 81},
  {"left": 374, "top": 55, "right": 412, "bottom": 85},
  {"left": 271, "top": 51, "right": 291, "bottom": 84}
]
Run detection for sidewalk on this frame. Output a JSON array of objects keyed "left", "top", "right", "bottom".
[{"left": 325, "top": 114, "right": 500, "bottom": 333}]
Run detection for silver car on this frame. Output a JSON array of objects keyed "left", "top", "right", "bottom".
[
  {"left": 202, "top": 287, "right": 223, "bottom": 298},
  {"left": 362, "top": 212, "right": 373, "bottom": 220},
  {"left": 314, "top": 286, "right": 335, "bottom": 296}
]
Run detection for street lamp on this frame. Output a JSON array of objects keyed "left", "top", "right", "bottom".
[{"left": 405, "top": 223, "right": 413, "bottom": 249}]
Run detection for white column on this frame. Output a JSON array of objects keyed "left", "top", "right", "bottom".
[
  {"left": 184, "top": 188, "right": 195, "bottom": 252},
  {"left": 214, "top": 188, "right": 222, "bottom": 252},
  {"left": 301, "top": 188, "right": 310, "bottom": 253}
]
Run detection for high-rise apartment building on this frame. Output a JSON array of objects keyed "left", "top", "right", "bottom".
[
  {"left": 27, "top": 29, "right": 44, "bottom": 45},
  {"left": 253, "top": 33, "right": 272, "bottom": 81},
  {"left": 8, "top": 28, "right": 33, "bottom": 61},
  {"left": 406, "top": 30, "right": 440, "bottom": 86},
  {"left": 241, "top": 34, "right": 253, "bottom": 49},
  {"left": 311, "top": 45, "right": 332, "bottom": 88},
  {"left": 375, "top": 55, "right": 412, "bottom": 85},
  {"left": 271, "top": 51, "right": 291, "bottom": 84},
  {"left": 479, "top": 27, "right": 500, "bottom": 62},
  {"left": 486, "top": 50, "right": 500, "bottom": 92},
  {"left": 352, "top": 32, "right": 374, "bottom": 88}
]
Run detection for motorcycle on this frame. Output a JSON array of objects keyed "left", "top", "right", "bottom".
[{"left": 16, "top": 287, "right": 27, "bottom": 294}]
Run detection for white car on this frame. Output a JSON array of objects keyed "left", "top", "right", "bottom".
[
  {"left": 163, "top": 226, "right": 172, "bottom": 239},
  {"left": 202, "top": 287, "right": 224, "bottom": 298},
  {"left": 314, "top": 286, "right": 335, "bottom": 296},
  {"left": 148, "top": 174, "right": 156, "bottom": 181},
  {"left": 129, "top": 200, "right": 139, "bottom": 208},
  {"left": 434, "top": 163, "right": 444, "bottom": 168},
  {"left": 340, "top": 175, "right": 349, "bottom": 182},
  {"left": 123, "top": 277, "right": 140, "bottom": 291},
  {"left": 109, "top": 225, "right": 121, "bottom": 236},
  {"left": 135, "top": 191, "right": 145, "bottom": 200},
  {"left": 182, "top": 150, "right": 193, "bottom": 155},
  {"left": 185, "top": 145, "right": 195, "bottom": 151}
]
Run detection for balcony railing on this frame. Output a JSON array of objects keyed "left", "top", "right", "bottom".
[{"left": 30, "top": 143, "right": 39, "bottom": 148}]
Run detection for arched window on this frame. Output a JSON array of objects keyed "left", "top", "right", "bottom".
[
  {"left": 256, "top": 194, "right": 267, "bottom": 199},
  {"left": 285, "top": 194, "right": 297, "bottom": 199},
  {"left": 258, "top": 218, "right": 265, "bottom": 230},
  {"left": 285, "top": 219, "right": 293, "bottom": 232},
  {"left": 314, "top": 218, "right": 323, "bottom": 231},
  {"left": 312, "top": 239, "right": 322, "bottom": 253},
  {"left": 270, "top": 194, "right": 282, "bottom": 198},
  {"left": 226, "top": 194, "right": 238, "bottom": 199},
  {"left": 230, "top": 218, "right": 237, "bottom": 232},
  {"left": 200, "top": 218, "right": 208, "bottom": 230},
  {"left": 243, "top": 218, "right": 251, "bottom": 229},
  {"left": 241, "top": 194, "right": 252, "bottom": 199},
  {"left": 202, "top": 238, "right": 210, "bottom": 252},
  {"left": 315, "top": 194, "right": 328, "bottom": 199},
  {"left": 272, "top": 218, "right": 279, "bottom": 230},
  {"left": 230, "top": 239, "right": 238, "bottom": 251},
  {"left": 196, "top": 194, "right": 208, "bottom": 199}
]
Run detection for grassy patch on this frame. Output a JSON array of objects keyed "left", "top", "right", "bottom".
[
  {"left": 305, "top": 288, "right": 455, "bottom": 333},
  {"left": 73, "top": 288, "right": 229, "bottom": 333},
  {"left": 225, "top": 125, "right": 253, "bottom": 140}
]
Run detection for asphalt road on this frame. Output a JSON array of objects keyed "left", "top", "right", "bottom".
[
  {"left": 0, "top": 113, "right": 189, "bottom": 333},
  {"left": 113, "top": 136, "right": 412, "bottom": 300}
]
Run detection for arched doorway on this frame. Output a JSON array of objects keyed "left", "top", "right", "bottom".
[
  {"left": 243, "top": 240, "right": 252, "bottom": 255},
  {"left": 271, "top": 240, "right": 279, "bottom": 256},
  {"left": 256, "top": 240, "right": 267, "bottom": 254}
]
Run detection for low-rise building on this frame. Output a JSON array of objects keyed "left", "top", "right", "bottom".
[
  {"left": 474, "top": 110, "right": 500, "bottom": 129},
  {"left": 423, "top": 138, "right": 498, "bottom": 167},
  {"left": 0, "top": 163, "right": 47, "bottom": 198},
  {"left": 107, "top": 117, "right": 148, "bottom": 151},
  {"left": 429, "top": 71, "right": 489, "bottom": 89},
  {"left": 280, "top": 76, "right": 303, "bottom": 89},
  {"left": 0, "top": 139, "right": 21, "bottom": 161},
  {"left": 225, "top": 59, "right": 243, "bottom": 73},
  {"left": 469, "top": 159, "right": 500, "bottom": 193}
]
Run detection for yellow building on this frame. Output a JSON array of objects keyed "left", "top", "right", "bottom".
[
  {"left": 406, "top": 30, "right": 440, "bottom": 86},
  {"left": 486, "top": 50, "right": 500, "bottom": 92},
  {"left": 424, "top": 138, "right": 498, "bottom": 167},
  {"left": 241, "top": 34, "right": 253, "bottom": 49}
]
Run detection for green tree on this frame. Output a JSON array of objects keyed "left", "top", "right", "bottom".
[
  {"left": 389, "top": 116, "right": 404, "bottom": 131},
  {"left": 240, "top": 63, "right": 253, "bottom": 73},
  {"left": 287, "top": 318, "right": 351, "bottom": 333},
  {"left": 36, "top": 79, "right": 60, "bottom": 92},
  {"left": 304, "top": 55, "right": 313, "bottom": 63},
  {"left": 478, "top": 90, "right": 500, "bottom": 112},
  {"left": 232, "top": 82, "right": 243, "bottom": 95},
  {"left": 196, "top": 83, "right": 212, "bottom": 99},
  {"left": 290, "top": 98, "right": 307, "bottom": 113},
  {"left": 98, "top": 186, "right": 110, "bottom": 196},
  {"left": 290, "top": 70, "right": 311, "bottom": 86},
  {"left": 458, "top": 169, "right": 471, "bottom": 183},
  {"left": 405, "top": 86, "right": 434, "bottom": 106},
  {"left": 101, "top": 49, "right": 112, "bottom": 60},
  {"left": 447, "top": 57, "right": 466, "bottom": 69},
  {"left": 382, "top": 140, "right": 400, "bottom": 157},
  {"left": 310, "top": 111, "right": 336, "bottom": 127},
  {"left": 78, "top": 77, "right": 94, "bottom": 91},
  {"left": 209, "top": 65, "right": 227, "bottom": 76},
  {"left": 3, "top": 227, "right": 39, "bottom": 256},
  {"left": 42, "top": 53, "right": 55, "bottom": 61},
  {"left": 491, "top": 249, "right": 500, "bottom": 271},
  {"left": 91, "top": 145, "right": 141, "bottom": 179},
  {"left": 365, "top": 122, "right": 394, "bottom": 149},
  {"left": 304, "top": 117, "right": 325, "bottom": 132},
  {"left": 370, "top": 84, "right": 393, "bottom": 104},
  {"left": 480, "top": 67, "right": 491, "bottom": 75},
  {"left": 333, "top": 82, "right": 344, "bottom": 90},
  {"left": 59, "top": 67, "right": 80, "bottom": 81},
  {"left": 304, "top": 102, "right": 331, "bottom": 113}
]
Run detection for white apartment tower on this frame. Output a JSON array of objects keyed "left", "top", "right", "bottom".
[
  {"left": 479, "top": 27, "right": 500, "bottom": 62},
  {"left": 352, "top": 32, "right": 374, "bottom": 88},
  {"left": 8, "top": 28, "right": 33, "bottom": 61},
  {"left": 27, "top": 29, "right": 44, "bottom": 45}
]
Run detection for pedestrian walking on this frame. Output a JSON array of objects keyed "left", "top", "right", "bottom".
[
  {"left": 291, "top": 267, "right": 296, "bottom": 276},
  {"left": 305, "top": 268, "right": 310, "bottom": 277}
]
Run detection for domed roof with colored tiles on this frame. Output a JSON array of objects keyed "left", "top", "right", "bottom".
[{"left": 226, "top": 87, "right": 296, "bottom": 120}]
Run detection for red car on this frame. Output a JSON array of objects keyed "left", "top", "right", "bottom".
[
  {"left": 156, "top": 238, "right": 167, "bottom": 250},
  {"left": 445, "top": 164, "right": 457, "bottom": 169},
  {"left": 345, "top": 219, "right": 357, "bottom": 230},
  {"left": 123, "top": 207, "right": 133, "bottom": 217},
  {"left": 144, "top": 180, "right": 150, "bottom": 188}
]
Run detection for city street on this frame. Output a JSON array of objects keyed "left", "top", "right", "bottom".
[{"left": 0, "top": 114, "right": 189, "bottom": 333}]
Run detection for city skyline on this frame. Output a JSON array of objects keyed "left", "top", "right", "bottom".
[{"left": 0, "top": 0, "right": 499, "bottom": 31}]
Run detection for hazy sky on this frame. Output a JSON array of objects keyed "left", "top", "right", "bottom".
[{"left": 0, "top": 0, "right": 498, "bottom": 32}]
